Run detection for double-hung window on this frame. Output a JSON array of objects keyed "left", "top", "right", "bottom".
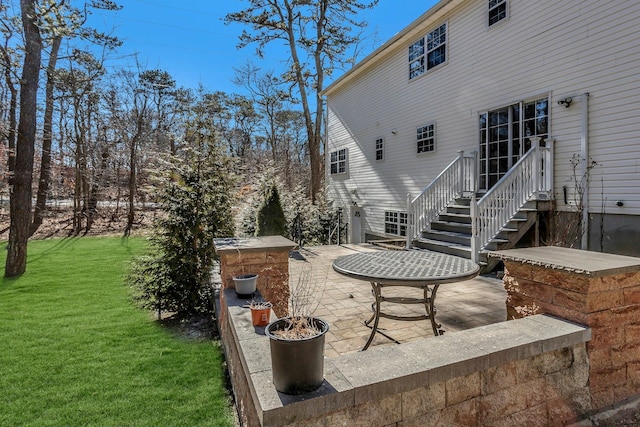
[
  {"left": 417, "top": 123, "right": 436, "bottom": 153},
  {"left": 329, "top": 148, "right": 347, "bottom": 175},
  {"left": 488, "top": 0, "right": 507, "bottom": 26},
  {"left": 385, "top": 211, "right": 408, "bottom": 236},
  {"left": 375, "top": 138, "right": 384, "bottom": 161},
  {"left": 409, "top": 23, "right": 447, "bottom": 80}
]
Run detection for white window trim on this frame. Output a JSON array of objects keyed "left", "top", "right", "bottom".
[{"left": 416, "top": 122, "right": 436, "bottom": 154}]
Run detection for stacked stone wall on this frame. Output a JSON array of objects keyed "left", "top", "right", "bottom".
[{"left": 497, "top": 247, "right": 640, "bottom": 410}]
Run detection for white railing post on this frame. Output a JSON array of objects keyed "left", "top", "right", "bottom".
[
  {"left": 470, "top": 192, "right": 478, "bottom": 264},
  {"left": 546, "top": 139, "right": 554, "bottom": 196},
  {"left": 457, "top": 150, "right": 465, "bottom": 197},
  {"left": 406, "top": 193, "right": 412, "bottom": 249},
  {"left": 532, "top": 137, "right": 540, "bottom": 195},
  {"left": 470, "top": 150, "right": 478, "bottom": 194}
]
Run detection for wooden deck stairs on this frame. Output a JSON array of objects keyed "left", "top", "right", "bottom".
[{"left": 412, "top": 197, "right": 550, "bottom": 272}]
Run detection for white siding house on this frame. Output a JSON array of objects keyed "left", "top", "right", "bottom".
[{"left": 324, "top": 0, "right": 640, "bottom": 257}]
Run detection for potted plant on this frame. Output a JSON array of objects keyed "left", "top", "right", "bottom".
[
  {"left": 233, "top": 273, "right": 258, "bottom": 299},
  {"left": 265, "top": 266, "right": 328, "bottom": 395},
  {"left": 249, "top": 299, "right": 272, "bottom": 327}
]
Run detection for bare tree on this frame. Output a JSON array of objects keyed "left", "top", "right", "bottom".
[
  {"left": 0, "top": 6, "right": 21, "bottom": 179},
  {"left": 233, "top": 62, "right": 290, "bottom": 160},
  {"left": 31, "top": 0, "right": 121, "bottom": 236},
  {"left": 139, "top": 69, "right": 177, "bottom": 154},
  {"left": 30, "top": 34, "right": 62, "bottom": 236},
  {"left": 5, "top": 0, "right": 42, "bottom": 277},
  {"left": 226, "top": 0, "right": 378, "bottom": 201},
  {"left": 226, "top": 93, "right": 260, "bottom": 158}
]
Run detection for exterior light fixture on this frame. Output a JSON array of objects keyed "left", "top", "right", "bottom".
[{"left": 557, "top": 97, "right": 573, "bottom": 108}]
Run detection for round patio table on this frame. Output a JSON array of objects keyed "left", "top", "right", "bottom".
[{"left": 332, "top": 250, "right": 480, "bottom": 350}]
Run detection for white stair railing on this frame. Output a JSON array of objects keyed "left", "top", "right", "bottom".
[
  {"left": 471, "top": 139, "right": 553, "bottom": 261},
  {"left": 406, "top": 150, "right": 477, "bottom": 249}
]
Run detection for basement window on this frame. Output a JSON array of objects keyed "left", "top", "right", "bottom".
[{"left": 385, "top": 211, "right": 408, "bottom": 236}]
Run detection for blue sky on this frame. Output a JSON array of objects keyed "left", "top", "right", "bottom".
[{"left": 87, "top": 0, "right": 438, "bottom": 93}]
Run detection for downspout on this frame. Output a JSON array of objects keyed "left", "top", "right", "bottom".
[{"left": 580, "top": 93, "right": 590, "bottom": 250}]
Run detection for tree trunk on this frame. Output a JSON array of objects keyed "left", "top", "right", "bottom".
[
  {"left": 5, "top": 0, "right": 42, "bottom": 277},
  {"left": 2, "top": 46, "right": 18, "bottom": 175},
  {"left": 282, "top": 10, "right": 320, "bottom": 202},
  {"left": 72, "top": 103, "right": 88, "bottom": 235},
  {"left": 86, "top": 138, "right": 109, "bottom": 234},
  {"left": 124, "top": 115, "right": 143, "bottom": 236},
  {"left": 31, "top": 35, "right": 62, "bottom": 236},
  {"left": 124, "top": 138, "right": 136, "bottom": 236}
]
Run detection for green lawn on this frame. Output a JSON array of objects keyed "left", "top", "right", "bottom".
[{"left": 0, "top": 237, "right": 235, "bottom": 427}]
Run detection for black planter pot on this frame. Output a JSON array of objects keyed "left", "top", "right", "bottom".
[{"left": 265, "top": 317, "right": 329, "bottom": 395}]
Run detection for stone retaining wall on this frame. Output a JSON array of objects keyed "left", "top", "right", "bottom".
[
  {"left": 491, "top": 246, "right": 640, "bottom": 410},
  {"left": 218, "top": 288, "right": 591, "bottom": 427},
  {"left": 215, "top": 243, "right": 640, "bottom": 426}
]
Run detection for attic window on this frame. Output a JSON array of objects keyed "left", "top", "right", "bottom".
[
  {"left": 409, "top": 23, "right": 447, "bottom": 80},
  {"left": 488, "top": 0, "right": 507, "bottom": 26}
]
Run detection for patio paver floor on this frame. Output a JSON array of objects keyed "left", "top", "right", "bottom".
[{"left": 288, "top": 244, "right": 507, "bottom": 357}]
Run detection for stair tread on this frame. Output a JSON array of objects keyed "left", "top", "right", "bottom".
[
  {"left": 441, "top": 212, "right": 471, "bottom": 218},
  {"left": 413, "top": 192, "right": 542, "bottom": 272},
  {"left": 432, "top": 220, "right": 471, "bottom": 225},
  {"left": 416, "top": 238, "right": 471, "bottom": 250},
  {"left": 424, "top": 230, "right": 471, "bottom": 238}
]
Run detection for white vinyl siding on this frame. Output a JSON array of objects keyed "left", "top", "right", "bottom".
[{"left": 326, "top": 0, "right": 640, "bottom": 239}]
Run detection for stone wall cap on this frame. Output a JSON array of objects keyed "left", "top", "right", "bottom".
[
  {"left": 489, "top": 246, "right": 640, "bottom": 277},
  {"left": 214, "top": 236, "right": 298, "bottom": 254}
]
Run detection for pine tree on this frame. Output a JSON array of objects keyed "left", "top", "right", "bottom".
[
  {"left": 256, "top": 184, "right": 287, "bottom": 237},
  {"left": 128, "top": 146, "right": 235, "bottom": 318}
]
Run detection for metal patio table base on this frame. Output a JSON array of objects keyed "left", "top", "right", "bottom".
[
  {"left": 362, "top": 281, "right": 441, "bottom": 351},
  {"left": 332, "top": 250, "right": 480, "bottom": 351}
]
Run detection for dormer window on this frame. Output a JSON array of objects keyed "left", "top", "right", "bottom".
[{"left": 409, "top": 23, "right": 447, "bottom": 80}]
